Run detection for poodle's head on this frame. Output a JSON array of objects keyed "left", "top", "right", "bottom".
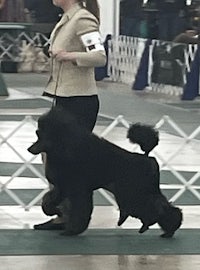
[{"left": 28, "top": 107, "right": 79, "bottom": 155}]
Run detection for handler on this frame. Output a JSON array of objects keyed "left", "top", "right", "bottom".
[{"left": 34, "top": 0, "right": 106, "bottom": 230}]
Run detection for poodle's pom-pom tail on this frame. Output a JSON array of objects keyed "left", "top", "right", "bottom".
[{"left": 127, "top": 123, "right": 159, "bottom": 155}]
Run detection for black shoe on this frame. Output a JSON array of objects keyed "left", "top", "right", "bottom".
[{"left": 34, "top": 219, "right": 65, "bottom": 230}]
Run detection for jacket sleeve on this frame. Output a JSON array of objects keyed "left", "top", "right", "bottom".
[{"left": 75, "top": 13, "right": 107, "bottom": 67}]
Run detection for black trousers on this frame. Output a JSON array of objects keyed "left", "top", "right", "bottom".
[
  {"left": 43, "top": 94, "right": 99, "bottom": 132},
  {"left": 55, "top": 95, "right": 99, "bottom": 131}
]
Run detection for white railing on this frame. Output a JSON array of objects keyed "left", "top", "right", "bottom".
[
  {"left": 0, "top": 109, "right": 49, "bottom": 210},
  {"left": 0, "top": 110, "right": 200, "bottom": 209}
]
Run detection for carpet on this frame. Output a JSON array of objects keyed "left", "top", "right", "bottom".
[
  {"left": 166, "top": 102, "right": 200, "bottom": 111},
  {"left": 0, "top": 229, "right": 199, "bottom": 256}
]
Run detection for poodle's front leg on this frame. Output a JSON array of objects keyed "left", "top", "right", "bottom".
[
  {"left": 41, "top": 187, "right": 63, "bottom": 217},
  {"left": 60, "top": 191, "right": 93, "bottom": 236}
]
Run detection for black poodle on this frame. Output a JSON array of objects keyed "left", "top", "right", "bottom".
[{"left": 28, "top": 107, "right": 182, "bottom": 237}]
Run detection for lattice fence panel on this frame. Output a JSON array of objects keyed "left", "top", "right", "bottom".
[
  {"left": 108, "top": 36, "right": 198, "bottom": 95},
  {"left": 0, "top": 114, "right": 199, "bottom": 209}
]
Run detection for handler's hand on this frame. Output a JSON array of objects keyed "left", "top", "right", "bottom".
[{"left": 52, "top": 50, "right": 77, "bottom": 62}]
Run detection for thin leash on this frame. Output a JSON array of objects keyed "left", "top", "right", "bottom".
[{"left": 51, "top": 61, "right": 62, "bottom": 109}]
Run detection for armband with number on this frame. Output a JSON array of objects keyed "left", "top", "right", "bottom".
[{"left": 80, "top": 31, "right": 104, "bottom": 52}]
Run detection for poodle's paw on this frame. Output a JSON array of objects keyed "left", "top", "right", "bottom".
[
  {"left": 60, "top": 230, "right": 79, "bottom": 237},
  {"left": 117, "top": 212, "right": 129, "bottom": 226},
  {"left": 160, "top": 232, "right": 174, "bottom": 238},
  {"left": 139, "top": 224, "right": 149, "bottom": 234}
]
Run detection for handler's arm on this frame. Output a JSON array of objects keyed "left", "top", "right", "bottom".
[{"left": 75, "top": 15, "right": 107, "bottom": 67}]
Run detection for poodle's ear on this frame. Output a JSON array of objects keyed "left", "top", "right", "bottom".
[{"left": 28, "top": 140, "right": 45, "bottom": 155}]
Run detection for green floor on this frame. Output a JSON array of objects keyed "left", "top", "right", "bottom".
[{"left": 0, "top": 229, "right": 199, "bottom": 256}]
